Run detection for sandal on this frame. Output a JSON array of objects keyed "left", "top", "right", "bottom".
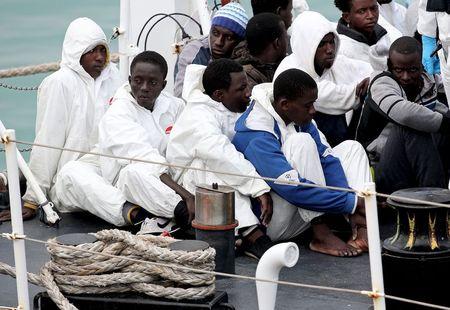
[{"left": 0, "top": 201, "right": 38, "bottom": 222}]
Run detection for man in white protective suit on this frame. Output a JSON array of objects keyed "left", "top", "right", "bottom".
[
  {"left": 418, "top": 0, "right": 450, "bottom": 104},
  {"left": 0, "top": 17, "right": 122, "bottom": 223},
  {"left": 232, "top": 69, "right": 372, "bottom": 257},
  {"left": 53, "top": 51, "right": 194, "bottom": 230},
  {"left": 166, "top": 59, "right": 274, "bottom": 259},
  {"left": 274, "top": 11, "right": 372, "bottom": 147}
]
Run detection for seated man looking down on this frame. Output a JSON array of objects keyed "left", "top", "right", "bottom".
[
  {"left": 356, "top": 36, "right": 450, "bottom": 194},
  {"left": 275, "top": 11, "right": 372, "bottom": 147},
  {"left": 54, "top": 51, "right": 192, "bottom": 230},
  {"left": 235, "top": 13, "right": 288, "bottom": 92},
  {"left": 232, "top": 69, "right": 372, "bottom": 256},
  {"left": 173, "top": 2, "right": 248, "bottom": 97},
  {"left": 167, "top": 59, "right": 273, "bottom": 259},
  {"left": 0, "top": 17, "right": 122, "bottom": 223}
]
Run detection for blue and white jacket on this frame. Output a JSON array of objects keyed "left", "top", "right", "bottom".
[{"left": 232, "top": 83, "right": 356, "bottom": 214}]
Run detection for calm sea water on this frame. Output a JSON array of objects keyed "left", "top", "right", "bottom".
[{"left": 0, "top": 0, "right": 400, "bottom": 170}]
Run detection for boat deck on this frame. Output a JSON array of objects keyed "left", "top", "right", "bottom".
[{"left": 0, "top": 211, "right": 394, "bottom": 309}]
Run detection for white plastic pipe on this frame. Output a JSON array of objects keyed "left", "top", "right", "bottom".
[
  {"left": 119, "top": 0, "right": 131, "bottom": 81},
  {"left": 364, "top": 182, "right": 386, "bottom": 310},
  {"left": 3, "top": 129, "right": 30, "bottom": 310},
  {"left": 194, "top": 0, "right": 211, "bottom": 34},
  {"left": 0, "top": 120, "right": 59, "bottom": 224},
  {"left": 256, "top": 242, "right": 299, "bottom": 310}
]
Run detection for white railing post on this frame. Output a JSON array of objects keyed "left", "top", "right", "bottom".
[
  {"left": 119, "top": 0, "right": 131, "bottom": 81},
  {"left": 3, "top": 129, "right": 30, "bottom": 310},
  {"left": 364, "top": 182, "right": 386, "bottom": 310}
]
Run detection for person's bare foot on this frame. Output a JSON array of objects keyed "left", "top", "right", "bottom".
[
  {"left": 309, "top": 222, "right": 361, "bottom": 257},
  {"left": 348, "top": 227, "right": 368, "bottom": 252},
  {"left": 348, "top": 211, "right": 368, "bottom": 252},
  {"left": 0, "top": 206, "right": 36, "bottom": 222}
]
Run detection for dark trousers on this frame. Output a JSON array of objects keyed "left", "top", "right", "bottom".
[{"left": 376, "top": 125, "right": 450, "bottom": 194}]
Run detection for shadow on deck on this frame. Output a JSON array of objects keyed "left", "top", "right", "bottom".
[{"left": 0, "top": 211, "right": 396, "bottom": 309}]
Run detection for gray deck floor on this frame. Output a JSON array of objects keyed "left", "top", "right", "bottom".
[{"left": 0, "top": 212, "right": 389, "bottom": 310}]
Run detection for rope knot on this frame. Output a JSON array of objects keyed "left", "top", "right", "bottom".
[
  {"left": 1, "top": 233, "right": 26, "bottom": 241},
  {"left": 1, "top": 135, "right": 10, "bottom": 144},
  {"left": 357, "top": 189, "right": 374, "bottom": 197},
  {"left": 361, "top": 290, "right": 384, "bottom": 299}
]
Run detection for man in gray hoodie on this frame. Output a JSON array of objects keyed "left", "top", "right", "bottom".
[{"left": 357, "top": 36, "right": 450, "bottom": 194}]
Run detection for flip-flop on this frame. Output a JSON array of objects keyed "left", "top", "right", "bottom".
[{"left": 0, "top": 201, "right": 37, "bottom": 222}]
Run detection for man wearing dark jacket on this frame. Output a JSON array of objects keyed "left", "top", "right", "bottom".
[
  {"left": 357, "top": 36, "right": 450, "bottom": 193},
  {"left": 235, "top": 13, "right": 288, "bottom": 92}
]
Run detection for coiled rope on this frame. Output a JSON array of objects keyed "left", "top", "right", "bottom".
[
  {"left": 1, "top": 232, "right": 450, "bottom": 310},
  {"left": 0, "top": 53, "right": 120, "bottom": 91},
  {"left": 0, "top": 229, "right": 216, "bottom": 310}
]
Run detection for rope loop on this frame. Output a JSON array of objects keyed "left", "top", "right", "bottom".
[
  {"left": 361, "top": 290, "right": 385, "bottom": 299},
  {"left": 0, "top": 135, "right": 10, "bottom": 144},
  {"left": 1, "top": 233, "right": 26, "bottom": 241}
]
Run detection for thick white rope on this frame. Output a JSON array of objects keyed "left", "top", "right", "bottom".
[
  {"left": 0, "top": 54, "right": 120, "bottom": 79},
  {"left": 0, "top": 54, "right": 121, "bottom": 91},
  {"left": 0, "top": 230, "right": 216, "bottom": 310},
  {"left": 6, "top": 138, "right": 450, "bottom": 209},
  {"left": 1, "top": 233, "right": 449, "bottom": 310}
]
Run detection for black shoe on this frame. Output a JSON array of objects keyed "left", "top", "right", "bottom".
[{"left": 243, "top": 235, "right": 273, "bottom": 260}]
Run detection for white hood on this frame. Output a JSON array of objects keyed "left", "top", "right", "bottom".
[
  {"left": 277, "top": 11, "right": 340, "bottom": 79},
  {"left": 60, "top": 17, "right": 109, "bottom": 80},
  {"left": 182, "top": 64, "right": 234, "bottom": 116},
  {"left": 181, "top": 64, "right": 207, "bottom": 103},
  {"left": 251, "top": 83, "right": 274, "bottom": 111}
]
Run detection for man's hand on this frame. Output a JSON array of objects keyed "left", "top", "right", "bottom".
[
  {"left": 257, "top": 192, "right": 273, "bottom": 227},
  {"left": 185, "top": 195, "right": 195, "bottom": 224},
  {"left": 356, "top": 77, "right": 370, "bottom": 98}
]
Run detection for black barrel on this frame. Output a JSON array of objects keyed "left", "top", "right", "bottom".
[
  {"left": 193, "top": 184, "right": 238, "bottom": 275},
  {"left": 382, "top": 188, "right": 450, "bottom": 310}
]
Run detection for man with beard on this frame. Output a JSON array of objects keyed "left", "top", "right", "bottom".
[
  {"left": 274, "top": 11, "right": 372, "bottom": 146},
  {"left": 357, "top": 36, "right": 450, "bottom": 194}
]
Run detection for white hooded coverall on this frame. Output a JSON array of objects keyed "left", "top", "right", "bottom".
[
  {"left": 418, "top": 0, "right": 450, "bottom": 103},
  {"left": 54, "top": 83, "right": 185, "bottom": 226},
  {"left": 275, "top": 11, "right": 372, "bottom": 118},
  {"left": 23, "top": 17, "right": 122, "bottom": 205},
  {"left": 166, "top": 65, "right": 271, "bottom": 230},
  {"left": 378, "top": 1, "right": 408, "bottom": 35}
]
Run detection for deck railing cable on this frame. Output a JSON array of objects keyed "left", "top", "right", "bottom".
[
  {"left": 1, "top": 233, "right": 449, "bottom": 310},
  {"left": 3, "top": 136, "right": 450, "bottom": 310},
  {"left": 6, "top": 138, "right": 450, "bottom": 209}
]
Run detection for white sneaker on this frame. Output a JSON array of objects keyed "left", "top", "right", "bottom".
[{"left": 137, "top": 217, "right": 179, "bottom": 235}]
